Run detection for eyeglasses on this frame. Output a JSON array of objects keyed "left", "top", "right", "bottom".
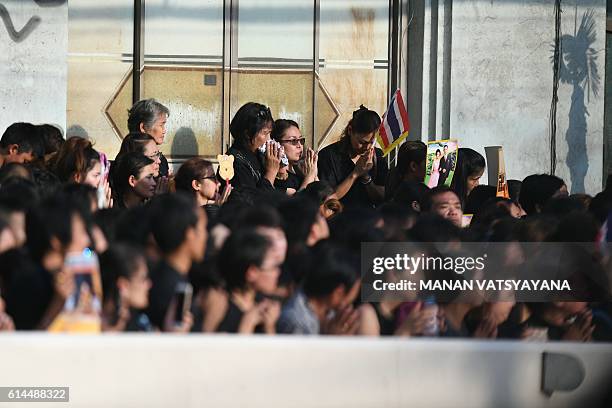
[
  {"left": 201, "top": 175, "right": 218, "bottom": 181},
  {"left": 147, "top": 151, "right": 162, "bottom": 160},
  {"left": 280, "top": 138, "right": 305, "bottom": 146}
]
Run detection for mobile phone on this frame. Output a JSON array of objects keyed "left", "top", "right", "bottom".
[
  {"left": 97, "top": 152, "right": 110, "bottom": 209},
  {"left": 64, "top": 248, "right": 102, "bottom": 313},
  {"left": 173, "top": 282, "right": 193, "bottom": 324}
]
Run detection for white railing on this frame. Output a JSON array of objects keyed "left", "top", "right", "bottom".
[{"left": 0, "top": 334, "right": 610, "bottom": 408}]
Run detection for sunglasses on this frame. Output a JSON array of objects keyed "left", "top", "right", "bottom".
[
  {"left": 147, "top": 151, "right": 162, "bottom": 160},
  {"left": 280, "top": 138, "right": 305, "bottom": 146}
]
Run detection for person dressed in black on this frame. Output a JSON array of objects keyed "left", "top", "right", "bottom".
[
  {"left": 222, "top": 102, "right": 282, "bottom": 204},
  {"left": 317, "top": 105, "right": 387, "bottom": 209},
  {"left": 437, "top": 144, "right": 453, "bottom": 187},
  {"left": 271, "top": 119, "right": 318, "bottom": 195}
]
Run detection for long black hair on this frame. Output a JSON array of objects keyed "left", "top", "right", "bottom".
[
  {"left": 229, "top": 102, "right": 274, "bottom": 148},
  {"left": 340, "top": 105, "right": 381, "bottom": 143},
  {"left": 451, "top": 148, "right": 485, "bottom": 205}
]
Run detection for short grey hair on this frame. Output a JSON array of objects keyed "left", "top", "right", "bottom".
[{"left": 127, "top": 98, "right": 170, "bottom": 132}]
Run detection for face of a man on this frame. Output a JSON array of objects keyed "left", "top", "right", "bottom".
[{"left": 430, "top": 191, "right": 463, "bottom": 227}]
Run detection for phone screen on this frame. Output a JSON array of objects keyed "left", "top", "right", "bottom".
[{"left": 173, "top": 282, "right": 193, "bottom": 324}]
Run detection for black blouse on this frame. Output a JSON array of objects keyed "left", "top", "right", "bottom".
[
  {"left": 317, "top": 139, "right": 388, "bottom": 209},
  {"left": 218, "top": 143, "right": 274, "bottom": 204}
]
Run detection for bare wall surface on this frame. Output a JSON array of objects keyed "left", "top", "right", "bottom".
[
  {"left": 450, "top": 0, "right": 606, "bottom": 193},
  {"left": 0, "top": 0, "right": 67, "bottom": 135}
]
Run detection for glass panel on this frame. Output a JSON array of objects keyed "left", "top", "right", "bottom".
[
  {"left": 316, "top": 0, "right": 389, "bottom": 149},
  {"left": 143, "top": 0, "right": 224, "bottom": 159},
  {"left": 231, "top": 0, "right": 314, "bottom": 147},
  {"left": 67, "top": 0, "right": 133, "bottom": 158}
]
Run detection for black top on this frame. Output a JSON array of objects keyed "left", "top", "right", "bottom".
[
  {"left": 146, "top": 260, "right": 186, "bottom": 330},
  {"left": 317, "top": 138, "right": 387, "bottom": 209},
  {"left": 159, "top": 152, "right": 169, "bottom": 177},
  {"left": 125, "top": 309, "right": 154, "bottom": 332},
  {"left": 216, "top": 299, "right": 244, "bottom": 333},
  {"left": 373, "top": 303, "right": 396, "bottom": 336},
  {"left": 222, "top": 143, "right": 275, "bottom": 203},
  {"left": 275, "top": 171, "right": 303, "bottom": 194}
]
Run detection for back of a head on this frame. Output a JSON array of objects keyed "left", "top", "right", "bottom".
[
  {"left": 127, "top": 99, "right": 170, "bottom": 133},
  {"left": 25, "top": 192, "right": 81, "bottom": 262},
  {"left": 174, "top": 158, "right": 213, "bottom": 194},
  {"left": 300, "top": 181, "right": 334, "bottom": 205},
  {"left": 217, "top": 229, "right": 271, "bottom": 291},
  {"left": 0, "top": 177, "right": 39, "bottom": 213},
  {"left": 392, "top": 180, "right": 429, "bottom": 211},
  {"left": 235, "top": 204, "right": 283, "bottom": 231},
  {"left": 551, "top": 211, "right": 600, "bottom": 242},
  {"left": 507, "top": 179, "right": 522, "bottom": 203},
  {"left": 542, "top": 196, "right": 588, "bottom": 219},
  {"left": 519, "top": 174, "right": 566, "bottom": 215},
  {"left": 53, "top": 136, "right": 100, "bottom": 183},
  {"left": 464, "top": 185, "right": 497, "bottom": 215},
  {"left": 100, "top": 243, "right": 143, "bottom": 301},
  {"left": 278, "top": 196, "right": 320, "bottom": 249},
  {"left": 408, "top": 213, "right": 462, "bottom": 243},
  {"left": 328, "top": 207, "right": 384, "bottom": 251},
  {"left": 302, "top": 242, "right": 358, "bottom": 299},
  {"left": 117, "top": 132, "right": 155, "bottom": 159},
  {"left": 37, "top": 124, "right": 64, "bottom": 155},
  {"left": 0, "top": 122, "right": 44, "bottom": 159},
  {"left": 0, "top": 163, "right": 31, "bottom": 185},
  {"left": 589, "top": 191, "right": 612, "bottom": 225},
  {"left": 147, "top": 193, "right": 198, "bottom": 254},
  {"left": 450, "top": 147, "right": 485, "bottom": 204},
  {"left": 386, "top": 140, "right": 427, "bottom": 199}
]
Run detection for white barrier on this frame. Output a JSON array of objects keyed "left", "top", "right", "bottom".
[{"left": 0, "top": 334, "right": 611, "bottom": 408}]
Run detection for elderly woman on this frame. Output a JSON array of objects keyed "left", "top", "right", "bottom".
[{"left": 127, "top": 99, "right": 170, "bottom": 177}]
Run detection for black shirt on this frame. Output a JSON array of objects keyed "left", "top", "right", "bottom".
[
  {"left": 275, "top": 171, "right": 303, "bottom": 194},
  {"left": 317, "top": 139, "right": 387, "bottom": 209},
  {"left": 222, "top": 143, "right": 275, "bottom": 203},
  {"left": 159, "top": 152, "right": 169, "bottom": 177},
  {"left": 146, "top": 260, "right": 186, "bottom": 330}
]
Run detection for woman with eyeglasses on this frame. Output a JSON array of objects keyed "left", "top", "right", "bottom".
[
  {"left": 175, "top": 157, "right": 231, "bottom": 223},
  {"left": 223, "top": 102, "right": 282, "bottom": 204},
  {"left": 271, "top": 119, "right": 318, "bottom": 195},
  {"left": 317, "top": 105, "right": 387, "bottom": 209}
]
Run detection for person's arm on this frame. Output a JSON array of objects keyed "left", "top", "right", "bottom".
[
  {"left": 356, "top": 304, "right": 381, "bottom": 336},
  {"left": 332, "top": 148, "right": 374, "bottom": 200},
  {"left": 363, "top": 148, "right": 386, "bottom": 204}
]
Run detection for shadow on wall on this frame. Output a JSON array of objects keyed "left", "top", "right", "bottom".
[
  {"left": 558, "top": 9, "right": 601, "bottom": 193},
  {"left": 171, "top": 127, "right": 198, "bottom": 158},
  {"left": 66, "top": 124, "right": 89, "bottom": 140}
]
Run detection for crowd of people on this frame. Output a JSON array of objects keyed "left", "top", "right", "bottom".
[{"left": 0, "top": 98, "right": 610, "bottom": 341}]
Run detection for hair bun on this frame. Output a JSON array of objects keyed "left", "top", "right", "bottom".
[{"left": 353, "top": 105, "right": 369, "bottom": 119}]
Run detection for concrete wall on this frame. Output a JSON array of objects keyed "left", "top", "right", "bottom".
[
  {"left": 0, "top": 0, "right": 68, "bottom": 135},
  {"left": 412, "top": 0, "right": 607, "bottom": 194},
  {"left": 0, "top": 335, "right": 611, "bottom": 408}
]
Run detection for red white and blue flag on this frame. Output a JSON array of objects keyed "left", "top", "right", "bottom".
[{"left": 377, "top": 89, "right": 410, "bottom": 156}]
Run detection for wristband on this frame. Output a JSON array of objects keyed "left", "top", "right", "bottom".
[{"left": 360, "top": 175, "right": 373, "bottom": 185}]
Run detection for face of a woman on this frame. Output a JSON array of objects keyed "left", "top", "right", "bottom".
[
  {"left": 251, "top": 247, "right": 281, "bottom": 295},
  {"left": 142, "top": 140, "right": 161, "bottom": 177},
  {"left": 83, "top": 161, "right": 102, "bottom": 188},
  {"left": 133, "top": 164, "right": 157, "bottom": 199},
  {"left": 435, "top": 151, "right": 441, "bottom": 159},
  {"left": 251, "top": 122, "right": 273, "bottom": 151},
  {"left": 66, "top": 213, "right": 91, "bottom": 254},
  {"left": 145, "top": 113, "right": 168, "bottom": 145},
  {"left": 278, "top": 126, "right": 303, "bottom": 163},
  {"left": 198, "top": 171, "right": 220, "bottom": 201},
  {"left": 126, "top": 257, "right": 151, "bottom": 309},
  {"left": 467, "top": 167, "right": 485, "bottom": 195},
  {"left": 350, "top": 130, "right": 376, "bottom": 155}
]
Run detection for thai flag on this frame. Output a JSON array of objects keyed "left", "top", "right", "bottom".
[{"left": 377, "top": 89, "right": 410, "bottom": 156}]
